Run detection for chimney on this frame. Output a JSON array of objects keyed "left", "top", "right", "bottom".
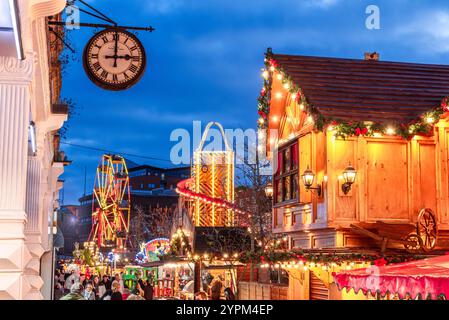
[{"left": 364, "top": 52, "right": 379, "bottom": 61}]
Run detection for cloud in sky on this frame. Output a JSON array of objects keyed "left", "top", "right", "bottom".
[
  {"left": 304, "top": 0, "right": 339, "bottom": 9},
  {"left": 146, "top": 0, "right": 185, "bottom": 14},
  {"left": 61, "top": 0, "right": 449, "bottom": 204},
  {"left": 144, "top": 0, "right": 340, "bottom": 15},
  {"left": 394, "top": 10, "right": 449, "bottom": 54}
]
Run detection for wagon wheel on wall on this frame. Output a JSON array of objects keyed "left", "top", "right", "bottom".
[
  {"left": 404, "top": 233, "right": 422, "bottom": 254},
  {"left": 416, "top": 208, "right": 438, "bottom": 252}
]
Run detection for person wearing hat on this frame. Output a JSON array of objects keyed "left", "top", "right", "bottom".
[{"left": 60, "top": 283, "right": 86, "bottom": 300}]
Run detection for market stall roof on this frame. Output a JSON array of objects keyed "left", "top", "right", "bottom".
[
  {"left": 333, "top": 255, "right": 449, "bottom": 299},
  {"left": 272, "top": 53, "right": 449, "bottom": 123}
]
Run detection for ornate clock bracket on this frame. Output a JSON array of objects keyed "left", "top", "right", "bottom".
[{"left": 47, "top": 0, "right": 155, "bottom": 53}]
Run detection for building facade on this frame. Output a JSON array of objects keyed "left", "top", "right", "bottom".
[
  {"left": 0, "top": 0, "right": 68, "bottom": 299},
  {"left": 261, "top": 50, "right": 449, "bottom": 299}
]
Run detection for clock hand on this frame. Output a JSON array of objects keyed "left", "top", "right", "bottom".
[
  {"left": 113, "top": 30, "right": 118, "bottom": 67},
  {"left": 105, "top": 54, "right": 132, "bottom": 60}
]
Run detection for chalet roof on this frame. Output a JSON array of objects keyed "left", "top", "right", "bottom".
[{"left": 273, "top": 53, "right": 449, "bottom": 123}]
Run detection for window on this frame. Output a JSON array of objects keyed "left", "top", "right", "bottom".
[
  {"left": 148, "top": 183, "right": 156, "bottom": 188},
  {"left": 274, "top": 141, "right": 298, "bottom": 204}
]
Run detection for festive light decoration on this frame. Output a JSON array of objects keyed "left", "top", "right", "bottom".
[
  {"left": 135, "top": 238, "right": 171, "bottom": 264},
  {"left": 257, "top": 48, "right": 449, "bottom": 140},
  {"left": 89, "top": 154, "right": 131, "bottom": 250},
  {"left": 169, "top": 228, "right": 192, "bottom": 256},
  {"left": 176, "top": 122, "right": 253, "bottom": 226},
  {"left": 241, "top": 249, "right": 426, "bottom": 268}
]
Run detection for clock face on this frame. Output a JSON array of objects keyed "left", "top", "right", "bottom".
[{"left": 82, "top": 28, "right": 146, "bottom": 91}]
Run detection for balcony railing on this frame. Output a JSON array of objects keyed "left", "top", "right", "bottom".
[
  {"left": 53, "top": 151, "right": 71, "bottom": 165},
  {"left": 51, "top": 103, "right": 68, "bottom": 115}
]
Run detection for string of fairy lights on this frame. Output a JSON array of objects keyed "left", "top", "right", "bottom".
[
  {"left": 257, "top": 48, "right": 449, "bottom": 140},
  {"left": 175, "top": 186, "right": 250, "bottom": 217}
]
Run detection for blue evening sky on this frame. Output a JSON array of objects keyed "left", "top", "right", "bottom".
[{"left": 60, "top": 0, "right": 449, "bottom": 204}]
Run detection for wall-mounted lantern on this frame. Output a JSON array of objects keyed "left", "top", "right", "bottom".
[
  {"left": 301, "top": 166, "right": 322, "bottom": 196},
  {"left": 342, "top": 162, "right": 357, "bottom": 195},
  {"left": 264, "top": 182, "right": 274, "bottom": 200}
]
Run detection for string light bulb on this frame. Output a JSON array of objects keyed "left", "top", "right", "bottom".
[
  {"left": 262, "top": 70, "right": 269, "bottom": 79},
  {"left": 386, "top": 127, "right": 396, "bottom": 135}
]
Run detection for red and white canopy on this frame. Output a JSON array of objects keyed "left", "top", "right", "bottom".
[{"left": 333, "top": 255, "right": 449, "bottom": 299}]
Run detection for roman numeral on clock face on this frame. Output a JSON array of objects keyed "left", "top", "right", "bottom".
[
  {"left": 129, "top": 64, "right": 138, "bottom": 73},
  {"left": 130, "top": 45, "right": 137, "bottom": 52},
  {"left": 91, "top": 53, "right": 98, "bottom": 60},
  {"left": 101, "top": 70, "right": 108, "bottom": 78},
  {"left": 102, "top": 36, "right": 109, "bottom": 43},
  {"left": 113, "top": 74, "right": 118, "bottom": 82},
  {"left": 93, "top": 62, "right": 101, "bottom": 71},
  {"left": 132, "top": 56, "right": 140, "bottom": 62}
]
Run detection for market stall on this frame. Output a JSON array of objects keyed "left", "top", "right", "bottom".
[
  {"left": 141, "top": 260, "right": 194, "bottom": 300},
  {"left": 333, "top": 255, "right": 449, "bottom": 300}
]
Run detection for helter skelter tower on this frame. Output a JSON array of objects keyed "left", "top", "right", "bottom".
[
  {"left": 176, "top": 121, "right": 248, "bottom": 230},
  {"left": 192, "top": 122, "right": 235, "bottom": 227},
  {"left": 89, "top": 154, "right": 131, "bottom": 251}
]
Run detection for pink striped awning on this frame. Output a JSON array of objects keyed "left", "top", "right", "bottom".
[{"left": 333, "top": 255, "right": 449, "bottom": 300}]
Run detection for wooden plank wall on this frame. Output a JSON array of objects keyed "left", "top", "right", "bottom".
[
  {"left": 326, "top": 122, "right": 449, "bottom": 226},
  {"left": 238, "top": 282, "right": 288, "bottom": 300}
]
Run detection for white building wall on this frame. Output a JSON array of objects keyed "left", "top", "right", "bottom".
[{"left": 0, "top": 0, "right": 67, "bottom": 300}]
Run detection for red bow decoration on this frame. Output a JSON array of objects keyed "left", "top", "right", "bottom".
[
  {"left": 258, "top": 111, "right": 267, "bottom": 119},
  {"left": 442, "top": 97, "right": 449, "bottom": 111},
  {"left": 374, "top": 257, "right": 388, "bottom": 267},
  {"left": 268, "top": 59, "right": 278, "bottom": 68},
  {"left": 354, "top": 127, "right": 368, "bottom": 136}
]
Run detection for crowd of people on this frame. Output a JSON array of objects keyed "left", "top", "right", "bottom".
[{"left": 54, "top": 269, "right": 154, "bottom": 301}]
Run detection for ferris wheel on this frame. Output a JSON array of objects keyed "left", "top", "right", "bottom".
[{"left": 89, "top": 154, "right": 131, "bottom": 251}]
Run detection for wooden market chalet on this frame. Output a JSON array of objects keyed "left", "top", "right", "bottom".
[{"left": 258, "top": 49, "right": 449, "bottom": 299}]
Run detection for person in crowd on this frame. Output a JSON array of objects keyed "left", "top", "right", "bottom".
[
  {"left": 97, "top": 280, "right": 106, "bottom": 300},
  {"left": 143, "top": 278, "right": 154, "bottom": 300},
  {"left": 58, "top": 269, "right": 65, "bottom": 287},
  {"left": 60, "top": 283, "right": 85, "bottom": 300},
  {"left": 91, "top": 275, "right": 100, "bottom": 299},
  {"left": 127, "top": 288, "right": 145, "bottom": 300},
  {"left": 79, "top": 273, "right": 87, "bottom": 287},
  {"left": 119, "top": 272, "right": 125, "bottom": 292},
  {"left": 83, "top": 282, "right": 96, "bottom": 300},
  {"left": 110, "top": 281, "right": 123, "bottom": 300},
  {"left": 122, "top": 287, "right": 131, "bottom": 300},
  {"left": 54, "top": 281, "right": 64, "bottom": 300},
  {"left": 101, "top": 274, "right": 111, "bottom": 291},
  {"left": 111, "top": 273, "right": 124, "bottom": 294},
  {"left": 195, "top": 291, "right": 208, "bottom": 300},
  {"left": 224, "top": 287, "right": 235, "bottom": 300},
  {"left": 64, "top": 270, "right": 75, "bottom": 294},
  {"left": 210, "top": 276, "right": 223, "bottom": 300},
  {"left": 136, "top": 273, "right": 145, "bottom": 296}
]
